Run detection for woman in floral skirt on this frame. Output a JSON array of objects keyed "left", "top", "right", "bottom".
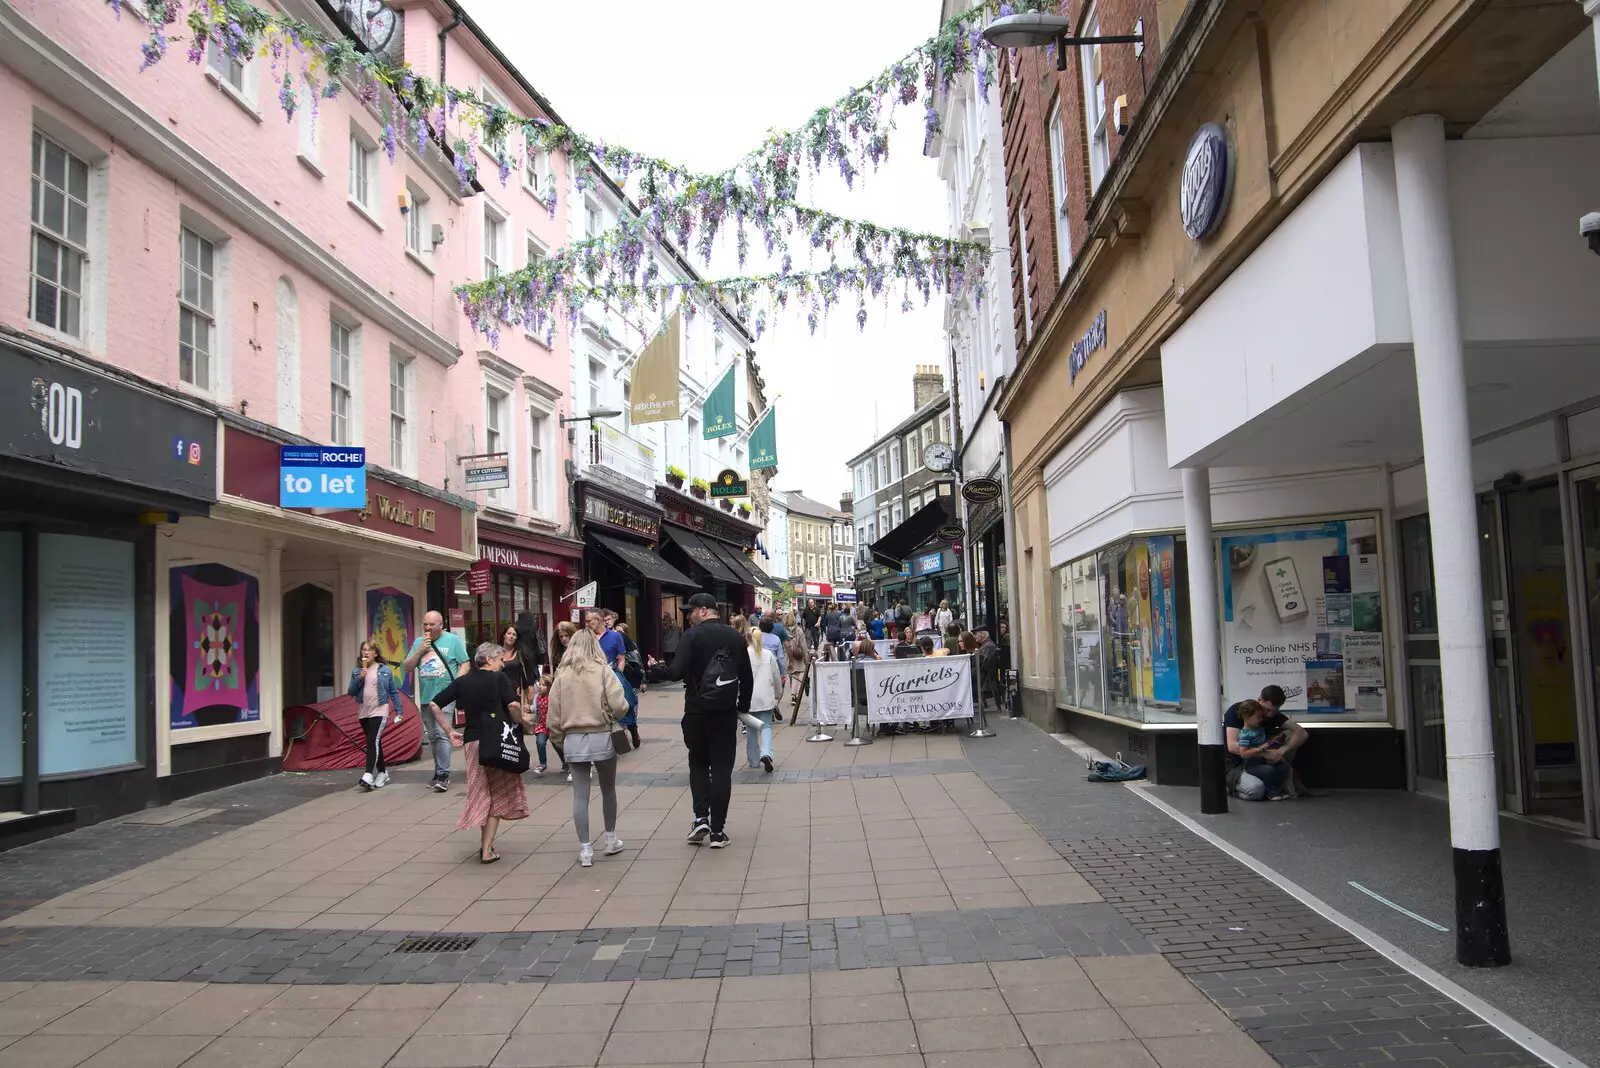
[{"left": 426, "top": 642, "right": 529, "bottom": 864}]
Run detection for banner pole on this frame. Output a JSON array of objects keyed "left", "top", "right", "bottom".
[
  {"left": 806, "top": 656, "right": 832, "bottom": 742},
  {"left": 968, "top": 651, "right": 994, "bottom": 738},
  {"left": 842, "top": 659, "right": 873, "bottom": 746}
]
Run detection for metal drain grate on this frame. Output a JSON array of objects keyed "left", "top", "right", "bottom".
[{"left": 392, "top": 935, "right": 479, "bottom": 954}]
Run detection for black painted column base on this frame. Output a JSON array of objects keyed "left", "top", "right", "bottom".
[
  {"left": 1199, "top": 743, "right": 1228, "bottom": 814},
  {"left": 1453, "top": 846, "right": 1511, "bottom": 967}
]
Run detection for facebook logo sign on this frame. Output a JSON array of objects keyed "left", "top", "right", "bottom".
[{"left": 279, "top": 445, "right": 367, "bottom": 508}]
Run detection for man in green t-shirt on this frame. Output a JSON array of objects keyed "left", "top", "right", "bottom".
[{"left": 403, "top": 611, "right": 468, "bottom": 792}]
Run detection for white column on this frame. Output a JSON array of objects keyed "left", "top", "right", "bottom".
[
  {"left": 1182, "top": 466, "right": 1227, "bottom": 813},
  {"left": 1392, "top": 113, "right": 1509, "bottom": 966}
]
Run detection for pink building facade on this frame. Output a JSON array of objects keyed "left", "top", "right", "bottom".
[{"left": 0, "top": 0, "right": 576, "bottom": 832}]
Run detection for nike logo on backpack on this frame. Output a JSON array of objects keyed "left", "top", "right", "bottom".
[{"left": 714, "top": 677, "right": 736, "bottom": 686}]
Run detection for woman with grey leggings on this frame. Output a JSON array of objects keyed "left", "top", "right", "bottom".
[{"left": 545, "top": 628, "right": 630, "bottom": 867}]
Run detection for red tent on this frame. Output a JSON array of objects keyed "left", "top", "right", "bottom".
[{"left": 281, "top": 693, "right": 423, "bottom": 772}]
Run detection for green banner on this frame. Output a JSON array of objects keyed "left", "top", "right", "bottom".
[
  {"left": 702, "top": 362, "right": 737, "bottom": 439},
  {"left": 748, "top": 407, "right": 778, "bottom": 470}
]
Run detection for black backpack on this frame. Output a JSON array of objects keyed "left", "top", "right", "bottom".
[
  {"left": 823, "top": 612, "right": 843, "bottom": 643},
  {"left": 697, "top": 643, "right": 739, "bottom": 712}
]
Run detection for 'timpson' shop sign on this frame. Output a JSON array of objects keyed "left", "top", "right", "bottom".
[{"left": 860, "top": 656, "right": 975, "bottom": 724}]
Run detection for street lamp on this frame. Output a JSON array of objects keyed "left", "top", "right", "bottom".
[{"left": 982, "top": 13, "right": 1144, "bottom": 70}]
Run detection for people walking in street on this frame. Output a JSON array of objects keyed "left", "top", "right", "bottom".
[
  {"left": 547, "top": 628, "right": 631, "bottom": 866},
  {"left": 659, "top": 591, "right": 753, "bottom": 848},
  {"left": 501, "top": 621, "right": 536, "bottom": 711},
  {"left": 758, "top": 616, "right": 787, "bottom": 694},
  {"left": 532, "top": 673, "right": 552, "bottom": 775},
  {"left": 589, "top": 610, "right": 627, "bottom": 672},
  {"left": 785, "top": 613, "right": 811, "bottom": 725},
  {"left": 348, "top": 639, "right": 402, "bottom": 790},
  {"left": 802, "top": 599, "right": 821, "bottom": 646},
  {"left": 935, "top": 599, "right": 954, "bottom": 635},
  {"left": 868, "top": 611, "right": 886, "bottom": 641},
  {"left": 403, "top": 611, "right": 469, "bottom": 793},
  {"left": 425, "top": 643, "right": 528, "bottom": 863},
  {"left": 614, "top": 622, "right": 644, "bottom": 745},
  {"left": 944, "top": 622, "right": 963, "bottom": 655},
  {"left": 746, "top": 625, "right": 782, "bottom": 773},
  {"left": 661, "top": 612, "right": 683, "bottom": 663},
  {"left": 549, "top": 620, "right": 577, "bottom": 778}
]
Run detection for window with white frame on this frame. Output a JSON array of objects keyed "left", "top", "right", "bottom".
[
  {"left": 348, "top": 126, "right": 377, "bottom": 211},
  {"left": 1020, "top": 208, "right": 1035, "bottom": 342},
  {"left": 405, "top": 181, "right": 429, "bottom": 256},
  {"left": 483, "top": 203, "right": 506, "bottom": 279},
  {"left": 206, "top": 41, "right": 246, "bottom": 93},
  {"left": 1081, "top": 2, "right": 1109, "bottom": 192},
  {"left": 484, "top": 385, "right": 509, "bottom": 507},
  {"left": 389, "top": 353, "right": 410, "bottom": 471},
  {"left": 685, "top": 415, "right": 699, "bottom": 473},
  {"left": 587, "top": 358, "right": 604, "bottom": 413},
  {"left": 889, "top": 442, "right": 902, "bottom": 482},
  {"left": 29, "top": 131, "right": 89, "bottom": 339},
  {"left": 529, "top": 409, "right": 547, "bottom": 515},
  {"left": 526, "top": 232, "right": 546, "bottom": 271},
  {"left": 877, "top": 451, "right": 888, "bottom": 488},
  {"left": 941, "top": 414, "right": 952, "bottom": 442},
  {"left": 891, "top": 501, "right": 904, "bottom": 527},
  {"left": 330, "top": 319, "right": 354, "bottom": 446},
  {"left": 920, "top": 423, "right": 932, "bottom": 456},
  {"left": 1049, "top": 97, "right": 1073, "bottom": 278},
  {"left": 584, "top": 200, "right": 601, "bottom": 242},
  {"left": 524, "top": 144, "right": 550, "bottom": 195},
  {"left": 178, "top": 227, "right": 216, "bottom": 391},
  {"left": 906, "top": 434, "right": 921, "bottom": 472}
]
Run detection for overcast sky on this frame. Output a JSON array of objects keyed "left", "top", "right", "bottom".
[{"left": 467, "top": 0, "right": 954, "bottom": 509}]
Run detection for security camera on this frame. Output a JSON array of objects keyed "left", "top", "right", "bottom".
[{"left": 1582, "top": 212, "right": 1600, "bottom": 255}]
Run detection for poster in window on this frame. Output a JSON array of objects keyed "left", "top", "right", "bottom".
[
  {"left": 169, "top": 563, "right": 261, "bottom": 729},
  {"left": 38, "top": 534, "right": 139, "bottom": 774},
  {"left": 366, "top": 586, "right": 414, "bottom": 694},
  {"left": 1147, "top": 536, "right": 1181, "bottom": 704},
  {"left": 1219, "top": 519, "right": 1384, "bottom": 717}
]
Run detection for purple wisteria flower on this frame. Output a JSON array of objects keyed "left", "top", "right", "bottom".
[
  {"left": 140, "top": 28, "right": 169, "bottom": 70},
  {"left": 381, "top": 123, "right": 397, "bottom": 163}
]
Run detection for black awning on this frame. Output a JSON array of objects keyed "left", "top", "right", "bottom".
[
  {"left": 870, "top": 497, "right": 954, "bottom": 570},
  {"left": 740, "top": 553, "right": 784, "bottom": 592},
  {"left": 588, "top": 532, "right": 700, "bottom": 592},
  {"left": 706, "top": 539, "right": 766, "bottom": 589},
  {"left": 661, "top": 525, "right": 741, "bottom": 585}
]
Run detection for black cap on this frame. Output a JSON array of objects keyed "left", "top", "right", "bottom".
[{"left": 686, "top": 592, "right": 719, "bottom": 610}]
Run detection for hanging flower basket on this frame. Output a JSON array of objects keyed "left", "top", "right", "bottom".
[
  {"left": 738, "top": 504, "right": 753, "bottom": 516},
  {"left": 665, "top": 466, "right": 686, "bottom": 489},
  {"left": 690, "top": 479, "right": 709, "bottom": 499},
  {"left": 719, "top": 499, "right": 733, "bottom": 511}
]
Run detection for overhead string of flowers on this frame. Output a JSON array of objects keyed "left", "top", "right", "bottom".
[{"left": 112, "top": 0, "right": 1045, "bottom": 334}]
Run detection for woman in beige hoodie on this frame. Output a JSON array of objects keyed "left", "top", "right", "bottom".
[{"left": 547, "top": 628, "right": 631, "bottom": 867}]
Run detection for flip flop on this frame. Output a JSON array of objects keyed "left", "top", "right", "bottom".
[{"left": 480, "top": 851, "right": 501, "bottom": 864}]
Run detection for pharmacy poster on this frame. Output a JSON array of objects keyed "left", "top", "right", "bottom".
[{"left": 1219, "top": 518, "right": 1384, "bottom": 717}]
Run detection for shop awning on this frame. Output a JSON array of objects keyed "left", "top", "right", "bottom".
[
  {"left": 740, "top": 552, "right": 784, "bottom": 592},
  {"left": 870, "top": 497, "right": 954, "bottom": 569},
  {"left": 661, "top": 525, "right": 742, "bottom": 585},
  {"left": 588, "top": 532, "right": 700, "bottom": 592},
  {"left": 708, "top": 538, "right": 779, "bottom": 590}
]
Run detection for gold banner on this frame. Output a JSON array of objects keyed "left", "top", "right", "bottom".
[{"left": 628, "top": 311, "right": 681, "bottom": 424}]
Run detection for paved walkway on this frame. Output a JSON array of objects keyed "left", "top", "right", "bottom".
[{"left": 0, "top": 687, "right": 1567, "bottom": 1067}]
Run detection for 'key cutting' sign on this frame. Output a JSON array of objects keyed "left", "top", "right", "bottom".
[{"left": 279, "top": 445, "right": 367, "bottom": 509}]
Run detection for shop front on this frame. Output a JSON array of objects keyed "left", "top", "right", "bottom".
[
  {"left": 966, "top": 491, "right": 1009, "bottom": 639},
  {"left": 457, "top": 524, "right": 584, "bottom": 666},
  {"left": 0, "top": 337, "right": 217, "bottom": 839},
  {"left": 655, "top": 487, "right": 764, "bottom": 620},
  {"left": 577, "top": 479, "right": 696, "bottom": 659},
  {"left": 158, "top": 419, "right": 475, "bottom": 798}
]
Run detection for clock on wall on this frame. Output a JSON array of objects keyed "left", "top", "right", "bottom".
[{"left": 923, "top": 441, "right": 955, "bottom": 473}]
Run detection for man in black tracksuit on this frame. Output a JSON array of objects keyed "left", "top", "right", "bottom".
[{"left": 661, "top": 592, "right": 753, "bottom": 847}]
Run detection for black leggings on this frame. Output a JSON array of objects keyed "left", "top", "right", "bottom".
[{"left": 360, "top": 715, "right": 387, "bottom": 776}]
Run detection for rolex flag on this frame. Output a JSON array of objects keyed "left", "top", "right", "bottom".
[
  {"left": 703, "top": 361, "right": 737, "bottom": 439},
  {"left": 628, "top": 311, "right": 681, "bottom": 424},
  {"left": 748, "top": 406, "right": 778, "bottom": 470}
]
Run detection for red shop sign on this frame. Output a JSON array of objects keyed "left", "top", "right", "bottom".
[
  {"left": 479, "top": 543, "right": 571, "bottom": 576},
  {"left": 467, "top": 559, "right": 492, "bottom": 595}
]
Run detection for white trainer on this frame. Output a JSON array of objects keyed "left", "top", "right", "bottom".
[
  {"left": 600, "top": 832, "right": 625, "bottom": 856},
  {"left": 359, "top": 772, "right": 374, "bottom": 791},
  {"left": 578, "top": 844, "right": 594, "bottom": 867},
  {"left": 374, "top": 771, "right": 390, "bottom": 788}
]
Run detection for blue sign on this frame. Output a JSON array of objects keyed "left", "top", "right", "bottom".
[
  {"left": 1180, "top": 122, "right": 1232, "bottom": 241},
  {"left": 279, "top": 445, "right": 367, "bottom": 508},
  {"left": 899, "top": 561, "right": 912, "bottom": 576},
  {"left": 1068, "top": 309, "right": 1108, "bottom": 384},
  {"left": 915, "top": 552, "right": 945, "bottom": 576}
]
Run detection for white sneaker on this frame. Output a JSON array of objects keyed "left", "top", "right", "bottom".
[
  {"left": 578, "top": 844, "right": 594, "bottom": 867},
  {"left": 359, "top": 772, "right": 374, "bottom": 791},
  {"left": 566, "top": 771, "right": 573, "bottom": 783},
  {"left": 600, "top": 832, "right": 625, "bottom": 856},
  {"left": 374, "top": 771, "right": 390, "bottom": 788}
]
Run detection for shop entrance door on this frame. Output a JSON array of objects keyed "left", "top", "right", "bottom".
[
  {"left": 1501, "top": 482, "right": 1583, "bottom": 822},
  {"left": 283, "top": 583, "right": 334, "bottom": 708}
]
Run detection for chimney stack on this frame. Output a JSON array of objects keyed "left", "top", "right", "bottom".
[
  {"left": 913, "top": 363, "right": 946, "bottom": 411},
  {"left": 840, "top": 492, "right": 854, "bottom": 514}
]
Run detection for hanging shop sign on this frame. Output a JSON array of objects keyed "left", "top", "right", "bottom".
[
  {"left": 2, "top": 339, "right": 217, "bottom": 504},
  {"left": 460, "top": 453, "right": 511, "bottom": 492},
  {"left": 1218, "top": 517, "right": 1386, "bottom": 719},
  {"left": 937, "top": 523, "right": 965, "bottom": 541},
  {"left": 574, "top": 581, "right": 598, "bottom": 609},
  {"left": 467, "top": 558, "right": 492, "bottom": 595},
  {"left": 710, "top": 468, "right": 749, "bottom": 498},
  {"left": 1067, "top": 309, "right": 1108, "bottom": 384},
  {"left": 1180, "top": 122, "right": 1233, "bottom": 241},
  {"left": 961, "top": 477, "right": 1003, "bottom": 505}
]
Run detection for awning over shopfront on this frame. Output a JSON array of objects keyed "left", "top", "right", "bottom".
[
  {"left": 870, "top": 497, "right": 954, "bottom": 570},
  {"left": 662, "top": 525, "right": 741, "bottom": 585},
  {"left": 588, "top": 532, "right": 700, "bottom": 592},
  {"left": 738, "top": 551, "right": 784, "bottom": 592},
  {"left": 706, "top": 538, "right": 764, "bottom": 588}
]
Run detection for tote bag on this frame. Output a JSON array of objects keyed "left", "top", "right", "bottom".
[{"left": 479, "top": 709, "right": 531, "bottom": 774}]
